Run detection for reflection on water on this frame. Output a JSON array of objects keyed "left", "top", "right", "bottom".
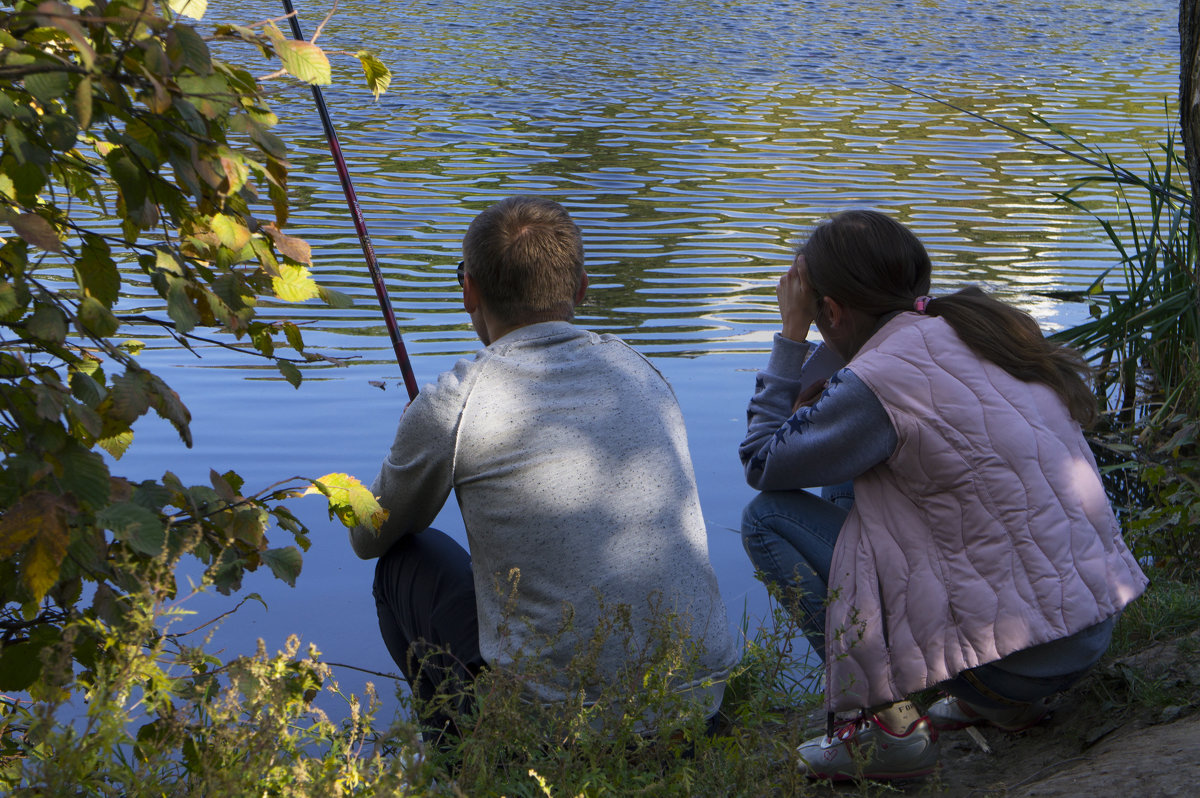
[
  {"left": 115, "top": 0, "right": 1178, "bottom": 713},
  {"left": 128, "top": 0, "right": 1181, "bottom": 366}
]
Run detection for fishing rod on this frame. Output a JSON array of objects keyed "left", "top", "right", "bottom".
[{"left": 279, "top": 0, "right": 420, "bottom": 400}]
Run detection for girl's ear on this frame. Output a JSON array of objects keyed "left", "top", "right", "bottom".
[{"left": 822, "top": 295, "right": 847, "bottom": 329}]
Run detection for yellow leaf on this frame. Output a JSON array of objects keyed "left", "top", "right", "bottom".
[
  {"left": 211, "top": 213, "right": 250, "bottom": 250},
  {"left": 306, "top": 473, "right": 387, "bottom": 530},
  {"left": 166, "top": 0, "right": 207, "bottom": 21},
  {"left": 25, "top": 527, "right": 69, "bottom": 603},
  {"left": 272, "top": 263, "right": 319, "bottom": 302},
  {"left": 277, "top": 39, "right": 331, "bottom": 86}
]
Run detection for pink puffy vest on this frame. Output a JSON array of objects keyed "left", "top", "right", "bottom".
[{"left": 824, "top": 313, "right": 1147, "bottom": 712}]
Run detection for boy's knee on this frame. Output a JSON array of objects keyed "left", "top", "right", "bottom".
[{"left": 373, "top": 535, "right": 414, "bottom": 599}]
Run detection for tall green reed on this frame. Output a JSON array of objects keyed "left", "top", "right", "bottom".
[
  {"left": 1048, "top": 126, "right": 1199, "bottom": 424},
  {"left": 1041, "top": 118, "right": 1200, "bottom": 581}
]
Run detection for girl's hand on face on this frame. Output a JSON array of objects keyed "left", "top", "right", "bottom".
[
  {"left": 792, "top": 378, "right": 827, "bottom": 413},
  {"left": 778, "top": 256, "right": 820, "bottom": 342}
]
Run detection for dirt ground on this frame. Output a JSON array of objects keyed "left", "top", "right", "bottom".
[{"left": 801, "top": 630, "right": 1200, "bottom": 797}]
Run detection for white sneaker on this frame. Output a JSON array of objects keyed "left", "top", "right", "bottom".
[
  {"left": 927, "top": 695, "right": 1051, "bottom": 732},
  {"left": 797, "top": 712, "right": 939, "bottom": 781}
]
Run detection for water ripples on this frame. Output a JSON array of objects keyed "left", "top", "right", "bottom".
[{"left": 107, "top": 0, "right": 1180, "bottom": 369}]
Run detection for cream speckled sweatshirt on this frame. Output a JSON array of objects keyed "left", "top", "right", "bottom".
[{"left": 351, "top": 321, "right": 737, "bottom": 711}]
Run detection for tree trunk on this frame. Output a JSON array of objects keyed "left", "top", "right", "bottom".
[{"left": 1182, "top": 0, "right": 1200, "bottom": 225}]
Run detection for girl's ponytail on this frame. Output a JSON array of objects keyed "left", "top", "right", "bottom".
[
  {"left": 924, "top": 289, "right": 1097, "bottom": 427},
  {"left": 803, "top": 211, "right": 1097, "bottom": 427}
]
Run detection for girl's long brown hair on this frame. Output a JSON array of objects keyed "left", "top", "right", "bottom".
[{"left": 802, "top": 210, "right": 1097, "bottom": 427}]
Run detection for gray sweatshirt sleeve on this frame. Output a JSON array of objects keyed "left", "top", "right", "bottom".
[
  {"left": 739, "top": 334, "right": 897, "bottom": 490},
  {"left": 347, "top": 360, "right": 474, "bottom": 559}
]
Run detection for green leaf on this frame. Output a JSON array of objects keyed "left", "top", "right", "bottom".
[
  {"left": 282, "top": 321, "right": 304, "bottom": 352},
  {"left": 0, "top": 638, "right": 47, "bottom": 691},
  {"left": 110, "top": 369, "right": 151, "bottom": 422},
  {"left": 167, "top": 23, "right": 213, "bottom": 74},
  {"left": 145, "top": 372, "right": 192, "bottom": 447},
  {"left": 69, "top": 369, "right": 105, "bottom": 406},
  {"left": 65, "top": 398, "right": 103, "bottom": 439},
  {"left": 276, "top": 40, "right": 331, "bottom": 86},
  {"left": 57, "top": 445, "right": 111, "bottom": 511},
  {"left": 98, "top": 502, "right": 167, "bottom": 556},
  {"left": 249, "top": 322, "right": 275, "bottom": 357},
  {"left": 42, "top": 112, "right": 78, "bottom": 151},
  {"left": 0, "top": 493, "right": 48, "bottom": 558},
  {"left": 78, "top": 295, "right": 119, "bottom": 337},
  {"left": 177, "top": 74, "right": 233, "bottom": 119},
  {"left": 221, "top": 470, "right": 245, "bottom": 494},
  {"left": 74, "top": 75, "right": 93, "bottom": 129},
  {"left": 166, "top": 279, "right": 201, "bottom": 333},
  {"left": 24, "top": 509, "right": 73, "bottom": 602},
  {"left": 4, "top": 121, "right": 50, "bottom": 168},
  {"left": 125, "top": 118, "right": 163, "bottom": 165},
  {"left": 106, "top": 152, "right": 147, "bottom": 212},
  {"left": 0, "top": 282, "right": 21, "bottom": 318},
  {"left": 356, "top": 50, "right": 391, "bottom": 100},
  {"left": 318, "top": 284, "right": 354, "bottom": 309},
  {"left": 27, "top": 302, "right": 67, "bottom": 343},
  {"left": 167, "top": 0, "right": 208, "bottom": 24},
  {"left": 6, "top": 158, "right": 47, "bottom": 199},
  {"left": 97, "top": 430, "right": 134, "bottom": 459},
  {"left": 77, "top": 234, "right": 120, "bottom": 305},
  {"left": 277, "top": 358, "right": 301, "bottom": 388},
  {"left": 209, "top": 547, "right": 246, "bottom": 595},
  {"left": 261, "top": 546, "right": 302, "bottom": 587},
  {"left": 25, "top": 69, "right": 70, "bottom": 104},
  {"left": 267, "top": 160, "right": 288, "bottom": 225},
  {"left": 11, "top": 213, "right": 62, "bottom": 252},
  {"left": 34, "top": 384, "right": 65, "bottom": 421}
]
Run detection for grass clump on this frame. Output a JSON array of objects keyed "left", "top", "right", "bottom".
[
  {"left": 0, "top": 583, "right": 432, "bottom": 797},
  {"left": 1087, "top": 579, "right": 1200, "bottom": 716},
  {"left": 0, "top": 580, "right": 835, "bottom": 796},
  {"left": 414, "top": 596, "right": 824, "bottom": 796}
]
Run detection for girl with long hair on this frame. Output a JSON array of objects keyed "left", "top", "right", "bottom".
[{"left": 740, "top": 210, "right": 1147, "bottom": 781}]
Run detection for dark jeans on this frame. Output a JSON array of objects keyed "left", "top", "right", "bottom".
[{"left": 373, "top": 528, "right": 485, "bottom": 743}]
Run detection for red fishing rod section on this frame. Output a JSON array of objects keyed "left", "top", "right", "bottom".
[{"left": 280, "top": 0, "right": 420, "bottom": 400}]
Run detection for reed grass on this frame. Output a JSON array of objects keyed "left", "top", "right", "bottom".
[{"left": 1016, "top": 115, "right": 1200, "bottom": 583}]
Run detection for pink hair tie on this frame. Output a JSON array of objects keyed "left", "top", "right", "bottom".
[{"left": 913, "top": 295, "right": 934, "bottom": 314}]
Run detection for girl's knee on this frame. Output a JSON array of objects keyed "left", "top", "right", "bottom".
[{"left": 740, "top": 493, "right": 776, "bottom": 536}]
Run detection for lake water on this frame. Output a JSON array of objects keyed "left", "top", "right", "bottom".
[{"left": 114, "top": 0, "right": 1179, "bottom": 719}]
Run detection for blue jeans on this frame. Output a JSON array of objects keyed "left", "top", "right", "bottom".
[
  {"left": 740, "top": 487, "right": 1109, "bottom": 707},
  {"left": 740, "top": 487, "right": 850, "bottom": 661}
]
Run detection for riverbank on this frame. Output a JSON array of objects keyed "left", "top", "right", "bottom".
[
  {"left": 795, "top": 605, "right": 1200, "bottom": 796},
  {"left": 944, "top": 630, "right": 1199, "bottom": 796}
]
